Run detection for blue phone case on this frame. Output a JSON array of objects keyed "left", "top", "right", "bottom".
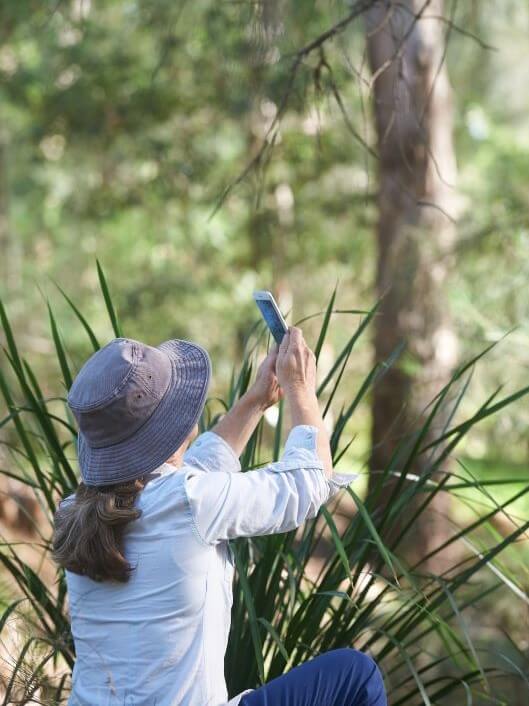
[{"left": 255, "top": 298, "right": 288, "bottom": 345}]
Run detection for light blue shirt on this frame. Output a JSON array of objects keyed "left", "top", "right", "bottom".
[{"left": 63, "top": 424, "right": 357, "bottom": 706}]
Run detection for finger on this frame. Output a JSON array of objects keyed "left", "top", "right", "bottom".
[
  {"left": 288, "top": 327, "right": 302, "bottom": 350},
  {"left": 259, "top": 351, "right": 277, "bottom": 375},
  {"left": 267, "top": 349, "right": 278, "bottom": 369},
  {"left": 279, "top": 329, "right": 290, "bottom": 353}
]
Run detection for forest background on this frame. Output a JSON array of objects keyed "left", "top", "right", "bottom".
[{"left": 0, "top": 0, "right": 528, "bottom": 704}]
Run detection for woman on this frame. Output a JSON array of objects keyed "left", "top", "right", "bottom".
[{"left": 53, "top": 326, "right": 387, "bottom": 706}]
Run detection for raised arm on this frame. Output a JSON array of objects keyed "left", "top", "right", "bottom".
[
  {"left": 203, "top": 346, "right": 283, "bottom": 458},
  {"left": 184, "top": 424, "right": 354, "bottom": 545},
  {"left": 276, "top": 327, "right": 334, "bottom": 479},
  {"left": 210, "top": 326, "right": 333, "bottom": 472},
  {"left": 184, "top": 327, "right": 357, "bottom": 545},
  {"left": 184, "top": 327, "right": 333, "bottom": 476}
]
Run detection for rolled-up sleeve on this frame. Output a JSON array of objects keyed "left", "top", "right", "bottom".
[
  {"left": 183, "top": 430, "right": 242, "bottom": 474},
  {"left": 184, "top": 424, "right": 357, "bottom": 545}
]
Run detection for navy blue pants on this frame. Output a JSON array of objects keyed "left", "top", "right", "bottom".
[{"left": 240, "top": 648, "right": 387, "bottom": 706}]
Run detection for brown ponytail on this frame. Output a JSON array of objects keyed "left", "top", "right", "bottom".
[{"left": 51, "top": 477, "right": 146, "bottom": 583}]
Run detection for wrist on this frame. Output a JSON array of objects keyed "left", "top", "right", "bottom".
[
  {"left": 285, "top": 389, "right": 322, "bottom": 433},
  {"left": 284, "top": 386, "right": 318, "bottom": 406},
  {"left": 240, "top": 388, "right": 268, "bottom": 414}
]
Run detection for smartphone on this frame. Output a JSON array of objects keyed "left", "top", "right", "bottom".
[{"left": 253, "top": 290, "right": 289, "bottom": 345}]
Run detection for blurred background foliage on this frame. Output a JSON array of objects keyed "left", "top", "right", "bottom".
[
  {"left": 0, "top": 1, "right": 528, "bottom": 465},
  {"left": 0, "top": 0, "right": 528, "bottom": 700}
]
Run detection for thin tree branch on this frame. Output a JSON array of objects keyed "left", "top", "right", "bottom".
[
  {"left": 209, "top": 0, "right": 376, "bottom": 218},
  {"left": 394, "top": 1, "right": 497, "bottom": 51},
  {"left": 282, "top": 0, "right": 376, "bottom": 60},
  {"left": 368, "top": 0, "right": 434, "bottom": 89}
]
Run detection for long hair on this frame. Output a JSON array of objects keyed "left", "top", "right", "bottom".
[{"left": 52, "top": 477, "right": 146, "bottom": 583}]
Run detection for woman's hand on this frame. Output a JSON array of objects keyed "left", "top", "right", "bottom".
[
  {"left": 276, "top": 327, "right": 317, "bottom": 396},
  {"left": 245, "top": 346, "right": 284, "bottom": 411},
  {"left": 276, "top": 327, "right": 333, "bottom": 478}
]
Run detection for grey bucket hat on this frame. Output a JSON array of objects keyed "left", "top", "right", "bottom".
[{"left": 67, "top": 337, "right": 211, "bottom": 486}]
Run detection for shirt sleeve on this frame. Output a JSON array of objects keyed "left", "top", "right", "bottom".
[
  {"left": 184, "top": 424, "right": 357, "bottom": 545},
  {"left": 182, "top": 429, "right": 242, "bottom": 474}
]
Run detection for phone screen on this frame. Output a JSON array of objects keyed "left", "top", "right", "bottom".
[{"left": 255, "top": 299, "right": 287, "bottom": 345}]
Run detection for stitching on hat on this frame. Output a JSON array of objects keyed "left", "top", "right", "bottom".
[
  {"left": 103, "top": 340, "right": 141, "bottom": 403},
  {"left": 69, "top": 340, "right": 141, "bottom": 411},
  {"left": 135, "top": 370, "right": 157, "bottom": 396},
  {"left": 84, "top": 350, "right": 174, "bottom": 452},
  {"left": 77, "top": 340, "right": 211, "bottom": 484},
  {"left": 68, "top": 338, "right": 130, "bottom": 410}
]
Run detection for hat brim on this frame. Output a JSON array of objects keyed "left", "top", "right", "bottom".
[{"left": 77, "top": 339, "right": 212, "bottom": 486}]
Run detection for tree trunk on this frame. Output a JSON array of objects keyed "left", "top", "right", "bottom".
[{"left": 366, "top": 0, "right": 459, "bottom": 573}]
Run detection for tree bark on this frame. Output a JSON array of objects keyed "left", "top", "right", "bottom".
[{"left": 366, "top": 0, "right": 459, "bottom": 573}]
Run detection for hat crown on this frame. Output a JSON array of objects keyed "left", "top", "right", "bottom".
[
  {"left": 68, "top": 338, "right": 134, "bottom": 411},
  {"left": 67, "top": 338, "right": 172, "bottom": 448}
]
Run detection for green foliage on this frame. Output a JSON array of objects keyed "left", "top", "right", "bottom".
[
  {"left": 0, "top": 271, "right": 528, "bottom": 703},
  {"left": 1, "top": 1, "right": 527, "bottom": 468}
]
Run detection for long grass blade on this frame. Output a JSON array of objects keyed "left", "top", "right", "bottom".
[
  {"left": 0, "top": 298, "right": 25, "bottom": 379},
  {"left": 258, "top": 617, "right": 289, "bottom": 662},
  {"left": 48, "top": 301, "right": 73, "bottom": 390},
  {"left": 0, "top": 599, "right": 25, "bottom": 634},
  {"left": 232, "top": 544, "right": 265, "bottom": 684},
  {"left": 96, "top": 258, "right": 122, "bottom": 337},
  {"left": 314, "top": 285, "right": 337, "bottom": 363},
  {"left": 316, "top": 301, "right": 380, "bottom": 396},
  {"left": 52, "top": 279, "right": 101, "bottom": 351}
]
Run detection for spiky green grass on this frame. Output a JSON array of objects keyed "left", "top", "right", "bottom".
[{"left": 0, "top": 268, "right": 527, "bottom": 704}]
